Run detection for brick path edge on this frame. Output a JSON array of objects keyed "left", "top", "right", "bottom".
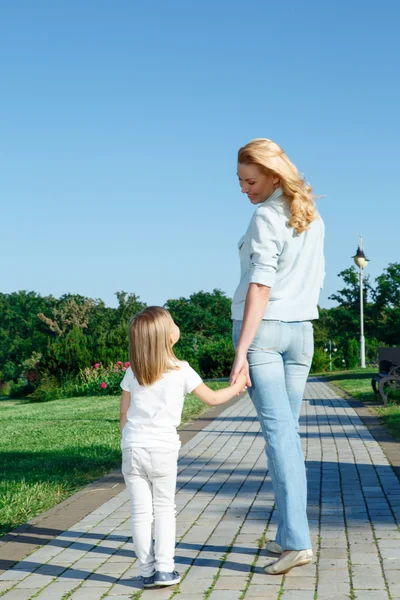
[{"left": 319, "top": 378, "right": 400, "bottom": 480}]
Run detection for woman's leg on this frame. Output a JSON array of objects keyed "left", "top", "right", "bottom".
[
  {"left": 122, "top": 448, "right": 156, "bottom": 577},
  {"left": 274, "top": 322, "right": 313, "bottom": 548},
  {"left": 246, "top": 321, "right": 312, "bottom": 551}
]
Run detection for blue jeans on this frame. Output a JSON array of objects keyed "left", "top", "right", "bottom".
[{"left": 232, "top": 319, "right": 313, "bottom": 550}]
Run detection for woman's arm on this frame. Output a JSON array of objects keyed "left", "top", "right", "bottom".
[
  {"left": 230, "top": 283, "right": 270, "bottom": 386},
  {"left": 120, "top": 390, "right": 130, "bottom": 434}
]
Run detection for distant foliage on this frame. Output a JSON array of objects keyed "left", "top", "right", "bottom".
[{"left": 0, "top": 263, "right": 399, "bottom": 399}]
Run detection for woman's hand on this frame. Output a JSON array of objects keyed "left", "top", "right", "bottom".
[{"left": 230, "top": 352, "right": 252, "bottom": 387}]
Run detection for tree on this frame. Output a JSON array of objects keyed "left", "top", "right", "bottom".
[
  {"left": 373, "top": 263, "right": 400, "bottom": 310},
  {"left": 38, "top": 297, "right": 94, "bottom": 336},
  {"left": 165, "top": 289, "right": 232, "bottom": 337}
]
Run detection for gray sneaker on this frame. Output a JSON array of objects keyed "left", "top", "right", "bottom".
[
  {"left": 142, "top": 574, "right": 157, "bottom": 588},
  {"left": 154, "top": 570, "right": 181, "bottom": 586}
]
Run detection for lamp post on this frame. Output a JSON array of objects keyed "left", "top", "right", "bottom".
[
  {"left": 324, "top": 340, "right": 337, "bottom": 371},
  {"left": 352, "top": 235, "right": 369, "bottom": 369}
]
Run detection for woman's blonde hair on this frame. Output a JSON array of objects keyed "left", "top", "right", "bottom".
[
  {"left": 129, "top": 306, "right": 179, "bottom": 386},
  {"left": 238, "top": 138, "right": 318, "bottom": 233}
]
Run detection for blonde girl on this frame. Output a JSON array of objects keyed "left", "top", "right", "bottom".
[
  {"left": 120, "top": 306, "right": 246, "bottom": 588},
  {"left": 230, "top": 138, "right": 325, "bottom": 575}
]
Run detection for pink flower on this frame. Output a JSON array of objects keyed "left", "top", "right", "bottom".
[
  {"left": 117, "top": 361, "right": 123, "bottom": 366},
  {"left": 124, "top": 361, "right": 130, "bottom": 368},
  {"left": 100, "top": 382, "right": 107, "bottom": 389},
  {"left": 94, "top": 363, "right": 100, "bottom": 369}
]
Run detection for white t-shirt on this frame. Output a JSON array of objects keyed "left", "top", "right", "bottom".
[{"left": 120, "top": 361, "right": 203, "bottom": 450}]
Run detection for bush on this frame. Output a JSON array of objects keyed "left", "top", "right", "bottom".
[
  {"left": 174, "top": 333, "right": 201, "bottom": 373},
  {"left": 9, "top": 376, "right": 35, "bottom": 398},
  {"left": 345, "top": 338, "right": 360, "bottom": 370},
  {"left": 70, "top": 361, "right": 129, "bottom": 397},
  {"left": 0, "top": 381, "right": 13, "bottom": 396},
  {"left": 310, "top": 347, "right": 330, "bottom": 373},
  {"left": 197, "top": 337, "right": 235, "bottom": 379},
  {"left": 29, "top": 375, "right": 63, "bottom": 402}
]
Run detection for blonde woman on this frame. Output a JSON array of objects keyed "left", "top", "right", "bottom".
[
  {"left": 120, "top": 307, "right": 246, "bottom": 589},
  {"left": 230, "top": 139, "right": 325, "bottom": 575}
]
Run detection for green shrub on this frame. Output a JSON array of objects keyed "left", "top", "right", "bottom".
[
  {"left": 0, "top": 380, "right": 12, "bottom": 396},
  {"left": 29, "top": 375, "right": 62, "bottom": 402},
  {"left": 345, "top": 338, "right": 360, "bottom": 370},
  {"left": 197, "top": 337, "right": 235, "bottom": 379},
  {"left": 174, "top": 333, "right": 201, "bottom": 373},
  {"left": 9, "top": 376, "right": 35, "bottom": 398},
  {"left": 311, "top": 347, "right": 330, "bottom": 373},
  {"left": 69, "top": 361, "right": 129, "bottom": 397}
]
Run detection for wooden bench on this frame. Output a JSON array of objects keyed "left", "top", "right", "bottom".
[{"left": 371, "top": 347, "right": 400, "bottom": 406}]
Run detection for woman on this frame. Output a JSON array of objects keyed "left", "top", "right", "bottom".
[{"left": 230, "top": 138, "right": 325, "bottom": 575}]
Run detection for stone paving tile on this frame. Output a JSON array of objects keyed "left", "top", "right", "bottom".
[
  {"left": 70, "top": 588, "right": 107, "bottom": 599},
  {"left": 354, "top": 593, "right": 392, "bottom": 600},
  {"left": 281, "top": 592, "right": 315, "bottom": 600},
  {"left": 352, "top": 574, "right": 387, "bottom": 589},
  {"left": 34, "top": 580, "right": 79, "bottom": 599},
  {"left": 245, "top": 585, "right": 281, "bottom": 598},
  {"left": 0, "top": 590, "right": 42, "bottom": 600},
  {"left": 1, "top": 382, "right": 400, "bottom": 600},
  {"left": 208, "top": 591, "right": 242, "bottom": 600}
]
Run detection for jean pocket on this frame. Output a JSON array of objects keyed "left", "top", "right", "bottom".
[
  {"left": 302, "top": 323, "right": 314, "bottom": 360},
  {"left": 150, "top": 450, "right": 179, "bottom": 477},
  {"left": 249, "top": 321, "right": 281, "bottom": 352}
]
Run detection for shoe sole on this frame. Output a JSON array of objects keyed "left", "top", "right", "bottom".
[
  {"left": 143, "top": 583, "right": 158, "bottom": 589},
  {"left": 265, "top": 557, "right": 312, "bottom": 575},
  {"left": 155, "top": 579, "right": 181, "bottom": 586}
]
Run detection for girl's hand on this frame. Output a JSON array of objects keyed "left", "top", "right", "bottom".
[
  {"left": 235, "top": 370, "right": 248, "bottom": 394},
  {"left": 230, "top": 352, "right": 251, "bottom": 387}
]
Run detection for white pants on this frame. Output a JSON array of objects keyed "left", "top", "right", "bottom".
[{"left": 122, "top": 446, "right": 179, "bottom": 577}]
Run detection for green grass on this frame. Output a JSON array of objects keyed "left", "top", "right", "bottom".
[
  {"left": 0, "top": 381, "right": 228, "bottom": 537},
  {"left": 315, "top": 369, "right": 400, "bottom": 441}
]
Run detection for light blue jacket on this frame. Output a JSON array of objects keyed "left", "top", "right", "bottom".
[{"left": 231, "top": 187, "right": 325, "bottom": 322}]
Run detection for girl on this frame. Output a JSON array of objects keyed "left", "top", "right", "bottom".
[{"left": 120, "top": 306, "right": 247, "bottom": 589}]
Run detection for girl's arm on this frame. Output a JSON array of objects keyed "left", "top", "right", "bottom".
[
  {"left": 120, "top": 390, "right": 130, "bottom": 434},
  {"left": 230, "top": 283, "right": 270, "bottom": 386},
  {"left": 192, "top": 372, "right": 247, "bottom": 407}
]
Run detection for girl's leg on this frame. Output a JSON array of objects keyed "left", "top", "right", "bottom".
[
  {"left": 122, "top": 448, "right": 156, "bottom": 577},
  {"left": 246, "top": 321, "right": 311, "bottom": 551},
  {"left": 149, "top": 449, "right": 179, "bottom": 573}
]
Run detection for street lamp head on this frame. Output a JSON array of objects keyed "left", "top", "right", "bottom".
[{"left": 352, "top": 246, "right": 369, "bottom": 269}]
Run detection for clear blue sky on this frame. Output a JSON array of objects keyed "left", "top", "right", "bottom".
[{"left": 1, "top": 1, "right": 399, "bottom": 309}]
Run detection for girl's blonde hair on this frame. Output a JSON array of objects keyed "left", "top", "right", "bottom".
[
  {"left": 238, "top": 138, "right": 318, "bottom": 234},
  {"left": 129, "top": 306, "right": 179, "bottom": 386}
]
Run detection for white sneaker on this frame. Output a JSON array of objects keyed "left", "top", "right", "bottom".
[
  {"left": 265, "top": 540, "right": 283, "bottom": 554},
  {"left": 264, "top": 549, "right": 313, "bottom": 575}
]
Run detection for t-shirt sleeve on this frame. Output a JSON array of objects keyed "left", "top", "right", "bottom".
[
  {"left": 248, "top": 208, "right": 282, "bottom": 288},
  {"left": 182, "top": 362, "right": 203, "bottom": 395},
  {"left": 120, "top": 367, "right": 134, "bottom": 392}
]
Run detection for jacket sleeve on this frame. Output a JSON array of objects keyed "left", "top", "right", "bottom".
[{"left": 248, "top": 208, "right": 282, "bottom": 288}]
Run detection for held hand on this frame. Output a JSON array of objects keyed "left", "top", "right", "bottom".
[
  {"left": 235, "top": 369, "right": 248, "bottom": 394},
  {"left": 230, "top": 353, "right": 251, "bottom": 388}
]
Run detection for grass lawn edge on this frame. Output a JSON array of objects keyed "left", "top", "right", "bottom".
[{"left": 0, "top": 388, "right": 244, "bottom": 572}]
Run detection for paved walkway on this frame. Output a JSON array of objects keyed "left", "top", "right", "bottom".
[{"left": 1, "top": 380, "right": 400, "bottom": 600}]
